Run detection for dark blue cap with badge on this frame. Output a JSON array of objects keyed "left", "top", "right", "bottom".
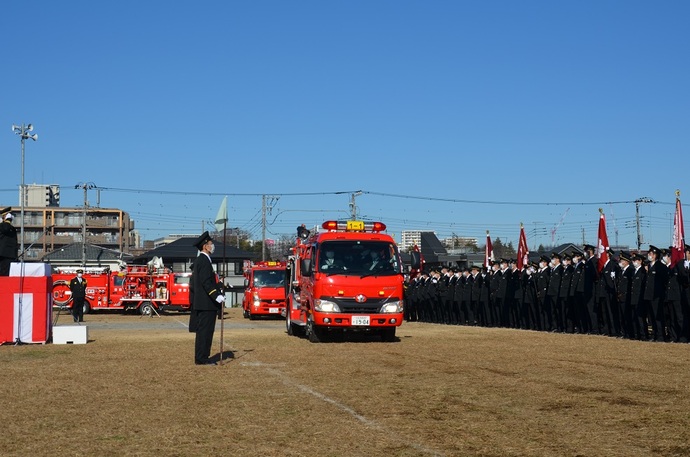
[{"left": 193, "top": 231, "right": 213, "bottom": 250}]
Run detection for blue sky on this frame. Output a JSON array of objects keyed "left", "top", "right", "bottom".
[{"left": 1, "top": 1, "right": 688, "bottom": 250}]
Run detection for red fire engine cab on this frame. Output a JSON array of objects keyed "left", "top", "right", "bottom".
[
  {"left": 52, "top": 262, "right": 191, "bottom": 316},
  {"left": 242, "top": 260, "right": 287, "bottom": 319},
  {"left": 285, "top": 220, "right": 420, "bottom": 342}
]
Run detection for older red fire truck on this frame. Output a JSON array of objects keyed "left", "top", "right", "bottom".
[
  {"left": 52, "top": 262, "right": 191, "bottom": 316},
  {"left": 285, "top": 220, "right": 419, "bottom": 342},
  {"left": 242, "top": 260, "right": 287, "bottom": 319}
]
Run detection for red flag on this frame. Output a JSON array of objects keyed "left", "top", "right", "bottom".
[
  {"left": 484, "top": 231, "right": 494, "bottom": 269},
  {"left": 671, "top": 191, "right": 685, "bottom": 268},
  {"left": 596, "top": 210, "right": 610, "bottom": 273},
  {"left": 517, "top": 224, "right": 529, "bottom": 269}
]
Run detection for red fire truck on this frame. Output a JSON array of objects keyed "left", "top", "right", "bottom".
[
  {"left": 242, "top": 260, "right": 287, "bottom": 319},
  {"left": 285, "top": 220, "right": 420, "bottom": 342},
  {"left": 52, "top": 263, "right": 191, "bottom": 316}
]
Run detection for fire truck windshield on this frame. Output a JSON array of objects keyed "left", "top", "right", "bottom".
[
  {"left": 253, "top": 270, "right": 285, "bottom": 288},
  {"left": 318, "top": 241, "right": 401, "bottom": 275}
]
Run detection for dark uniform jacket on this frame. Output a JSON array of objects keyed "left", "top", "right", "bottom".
[
  {"left": 69, "top": 277, "right": 88, "bottom": 300},
  {"left": 191, "top": 253, "right": 224, "bottom": 311},
  {"left": 547, "top": 264, "right": 562, "bottom": 299},
  {"left": 666, "top": 262, "right": 683, "bottom": 303},
  {"left": 643, "top": 261, "right": 668, "bottom": 302},
  {"left": 0, "top": 220, "right": 18, "bottom": 259},
  {"left": 617, "top": 265, "right": 634, "bottom": 306},
  {"left": 629, "top": 266, "right": 646, "bottom": 307}
]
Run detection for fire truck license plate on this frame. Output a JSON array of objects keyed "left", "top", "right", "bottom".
[
  {"left": 269, "top": 307, "right": 279, "bottom": 314},
  {"left": 352, "top": 316, "right": 370, "bottom": 326}
]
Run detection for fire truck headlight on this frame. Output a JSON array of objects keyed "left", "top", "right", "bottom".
[
  {"left": 314, "top": 299, "right": 340, "bottom": 313},
  {"left": 380, "top": 301, "right": 403, "bottom": 313}
]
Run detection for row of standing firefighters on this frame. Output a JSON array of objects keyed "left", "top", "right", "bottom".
[{"left": 404, "top": 244, "right": 690, "bottom": 343}]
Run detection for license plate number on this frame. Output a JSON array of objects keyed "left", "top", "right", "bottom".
[
  {"left": 352, "top": 315, "right": 370, "bottom": 326},
  {"left": 269, "top": 307, "right": 279, "bottom": 314}
]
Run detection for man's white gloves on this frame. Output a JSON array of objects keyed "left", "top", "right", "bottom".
[{"left": 216, "top": 295, "right": 226, "bottom": 304}]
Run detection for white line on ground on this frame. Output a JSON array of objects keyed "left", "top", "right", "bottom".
[{"left": 240, "top": 361, "right": 444, "bottom": 457}]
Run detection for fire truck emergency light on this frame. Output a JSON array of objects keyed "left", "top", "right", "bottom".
[{"left": 322, "top": 221, "right": 387, "bottom": 232}]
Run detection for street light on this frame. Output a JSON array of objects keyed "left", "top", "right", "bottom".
[
  {"left": 12, "top": 124, "right": 38, "bottom": 261},
  {"left": 75, "top": 182, "right": 96, "bottom": 267}
]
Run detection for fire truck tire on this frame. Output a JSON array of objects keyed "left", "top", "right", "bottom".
[
  {"left": 82, "top": 301, "right": 91, "bottom": 315},
  {"left": 52, "top": 280, "right": 72, "bottom": 307},
  {"left": 139, "top": 302, "right": 154, "bottom": 316},
  {"left": 286, "top": 312, "right": 293, "bottom": 335},
  {"left": 243, "top": 308, "right": 249, "bottom": 319},
  {"left": 380, "top": 328, "right": 396, "bottom": 342},
  {"left": 248, "top": 311, "right": 256, "bottom": 320},
  {"left": 306, "top": 317, "right": 323, "bottom": 343}
]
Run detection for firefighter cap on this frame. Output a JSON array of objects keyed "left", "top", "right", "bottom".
[
  {"left": 76, "top": 269, "right": 84, "bottom": 273},
  {"left": 193, "top": 231, "right": 213, "bottom": 251}
]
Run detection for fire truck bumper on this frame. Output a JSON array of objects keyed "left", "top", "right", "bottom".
[{"left": 314, "top": 313, "right": 403, "bottom": 328}]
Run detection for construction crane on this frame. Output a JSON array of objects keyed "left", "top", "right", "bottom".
[{"left": 551, "top": 208, "right": 570, "bottom": 244}]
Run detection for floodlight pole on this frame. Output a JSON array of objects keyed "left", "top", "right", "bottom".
[
  {"left": 12, "top": 124, "right": 37, "bottom": 345},
  {"left": 12, "top": 124, "right": 38, "bottom": 260}
]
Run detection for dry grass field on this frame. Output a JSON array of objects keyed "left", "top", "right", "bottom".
[{"left": 1, "top": 308, "right": 689, "bottom": 457}]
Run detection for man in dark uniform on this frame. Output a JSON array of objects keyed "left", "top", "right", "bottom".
[
  {"left": 617, "top": 252, "right": 634, "bottom": 339},
  {"left": 583, "top": 244, "right": 600, "bottom": 334},
  {"left": 630, "top": 253, "right": 647, "bottom": 340},
  {"left": 535, "top": 255, "right": 551, "bottom": 332},
  {"left": 664, "top": 247, "right": 686, "bottom": 343},
  {"left": 521, "top": 262, "right": 538, "bottom": 330},
  {"left": 681, "top": 245, "right": 690, "bottom": 343},
  {"left": 546, "top": 253, "right": 563, "bottom": 332},
  {"left": 559, "top": 253, "right": 574, "bottom": 332},
  {"left": 69, "top": 269, "right": 87, "bottom": 323},
  {"left": 599, "top": 249, "right": 621, "bottom": 337},
  {"left": 189, "top": 231, "right": 225, "bottom": 365},
  {"left": 644, "top": 245, "right": 668, "bottom": 342},
  {"left": 0, "top": 208, "right": 18, "bottom": 276},
  {"left": 477, "top": 266, "right": 491, "bottom": 327}
]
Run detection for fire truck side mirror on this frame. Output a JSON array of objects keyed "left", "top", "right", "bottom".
[
  {"left": 300, "top": 258, "right": 312, "bottom": 277},
  {"left": 243, "top": 278, "right": 249, "bottom": 288},
  {"left": 411, "top": 251, "right": 422, "bottom": 270}
]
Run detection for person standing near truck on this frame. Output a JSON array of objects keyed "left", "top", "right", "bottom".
[
  {"left": 190, "top": 231, "right": 225, "bottom": 365},
  {"left": 69, "top": 269, "right": 87, "bottom": 322}
]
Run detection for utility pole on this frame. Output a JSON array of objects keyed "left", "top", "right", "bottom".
[
  {"left": 75, "top": 182, "right": 96, "bottom": 267},
  {"left": 349, "top": 191, "right": 362, "bottom": 219},
  {"left": 261, "top": 195, "right": 279, "bottom": 261},
  {"left": 635, "top": 197, "right": 654, "bottom": 251}
]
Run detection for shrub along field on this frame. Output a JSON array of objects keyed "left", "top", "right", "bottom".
[{"left": 1, "top": 308, "right": 689, "bottom": 457}]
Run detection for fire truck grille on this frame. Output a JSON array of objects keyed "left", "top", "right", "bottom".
[{"left": 330, "top": 297, "right": 397, "bottom": 314}]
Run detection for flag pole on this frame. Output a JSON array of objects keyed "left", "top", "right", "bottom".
[{"left": 220, "top": 218, "right": 226, "bottom": 366}]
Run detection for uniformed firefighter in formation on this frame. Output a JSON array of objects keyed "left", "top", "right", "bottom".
[{"left": 404, "top": 243, "right": 690, "bottom": 343}]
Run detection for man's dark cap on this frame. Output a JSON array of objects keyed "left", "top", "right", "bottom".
[
  {"left": 0, "top": 207, "right": 11, "bottom": 216},
  {"left": 193, "top": 231, "right": 213, "bottom": 250},
  {"left": 562, "top": 252, "right": 572, "bottom": 260},
  {"left": 76, "top": 268, "right": 84, "bottom": 273},
  {"left": 540, "top": 255, "right": 550, "bottom": 263},
  {"left": 551, "top": 252, "right": 561, "bottom": 260},
  {"left": 661, "top": 248, "right": 671, "bottom": 257},
  {"left": 632, "top": 253, "right": 645, "bottom": 262},
  {"left": 648, "top": 245, "right": 661, "bottom": 256},
  {"left": 470, "top": 264, "right": 481, "bottom": 270},
  {"left": 571, "top": 250, "right": 583, "bottom": 258},
  {"left": 619, "top": 251, "right": 631, "bottom": 262},
  {"left": 583, "top": 244, "right": 596, "bottom": 251},
  {"left": 685, "top": 244, "right": 690, "bottom": 253}
]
